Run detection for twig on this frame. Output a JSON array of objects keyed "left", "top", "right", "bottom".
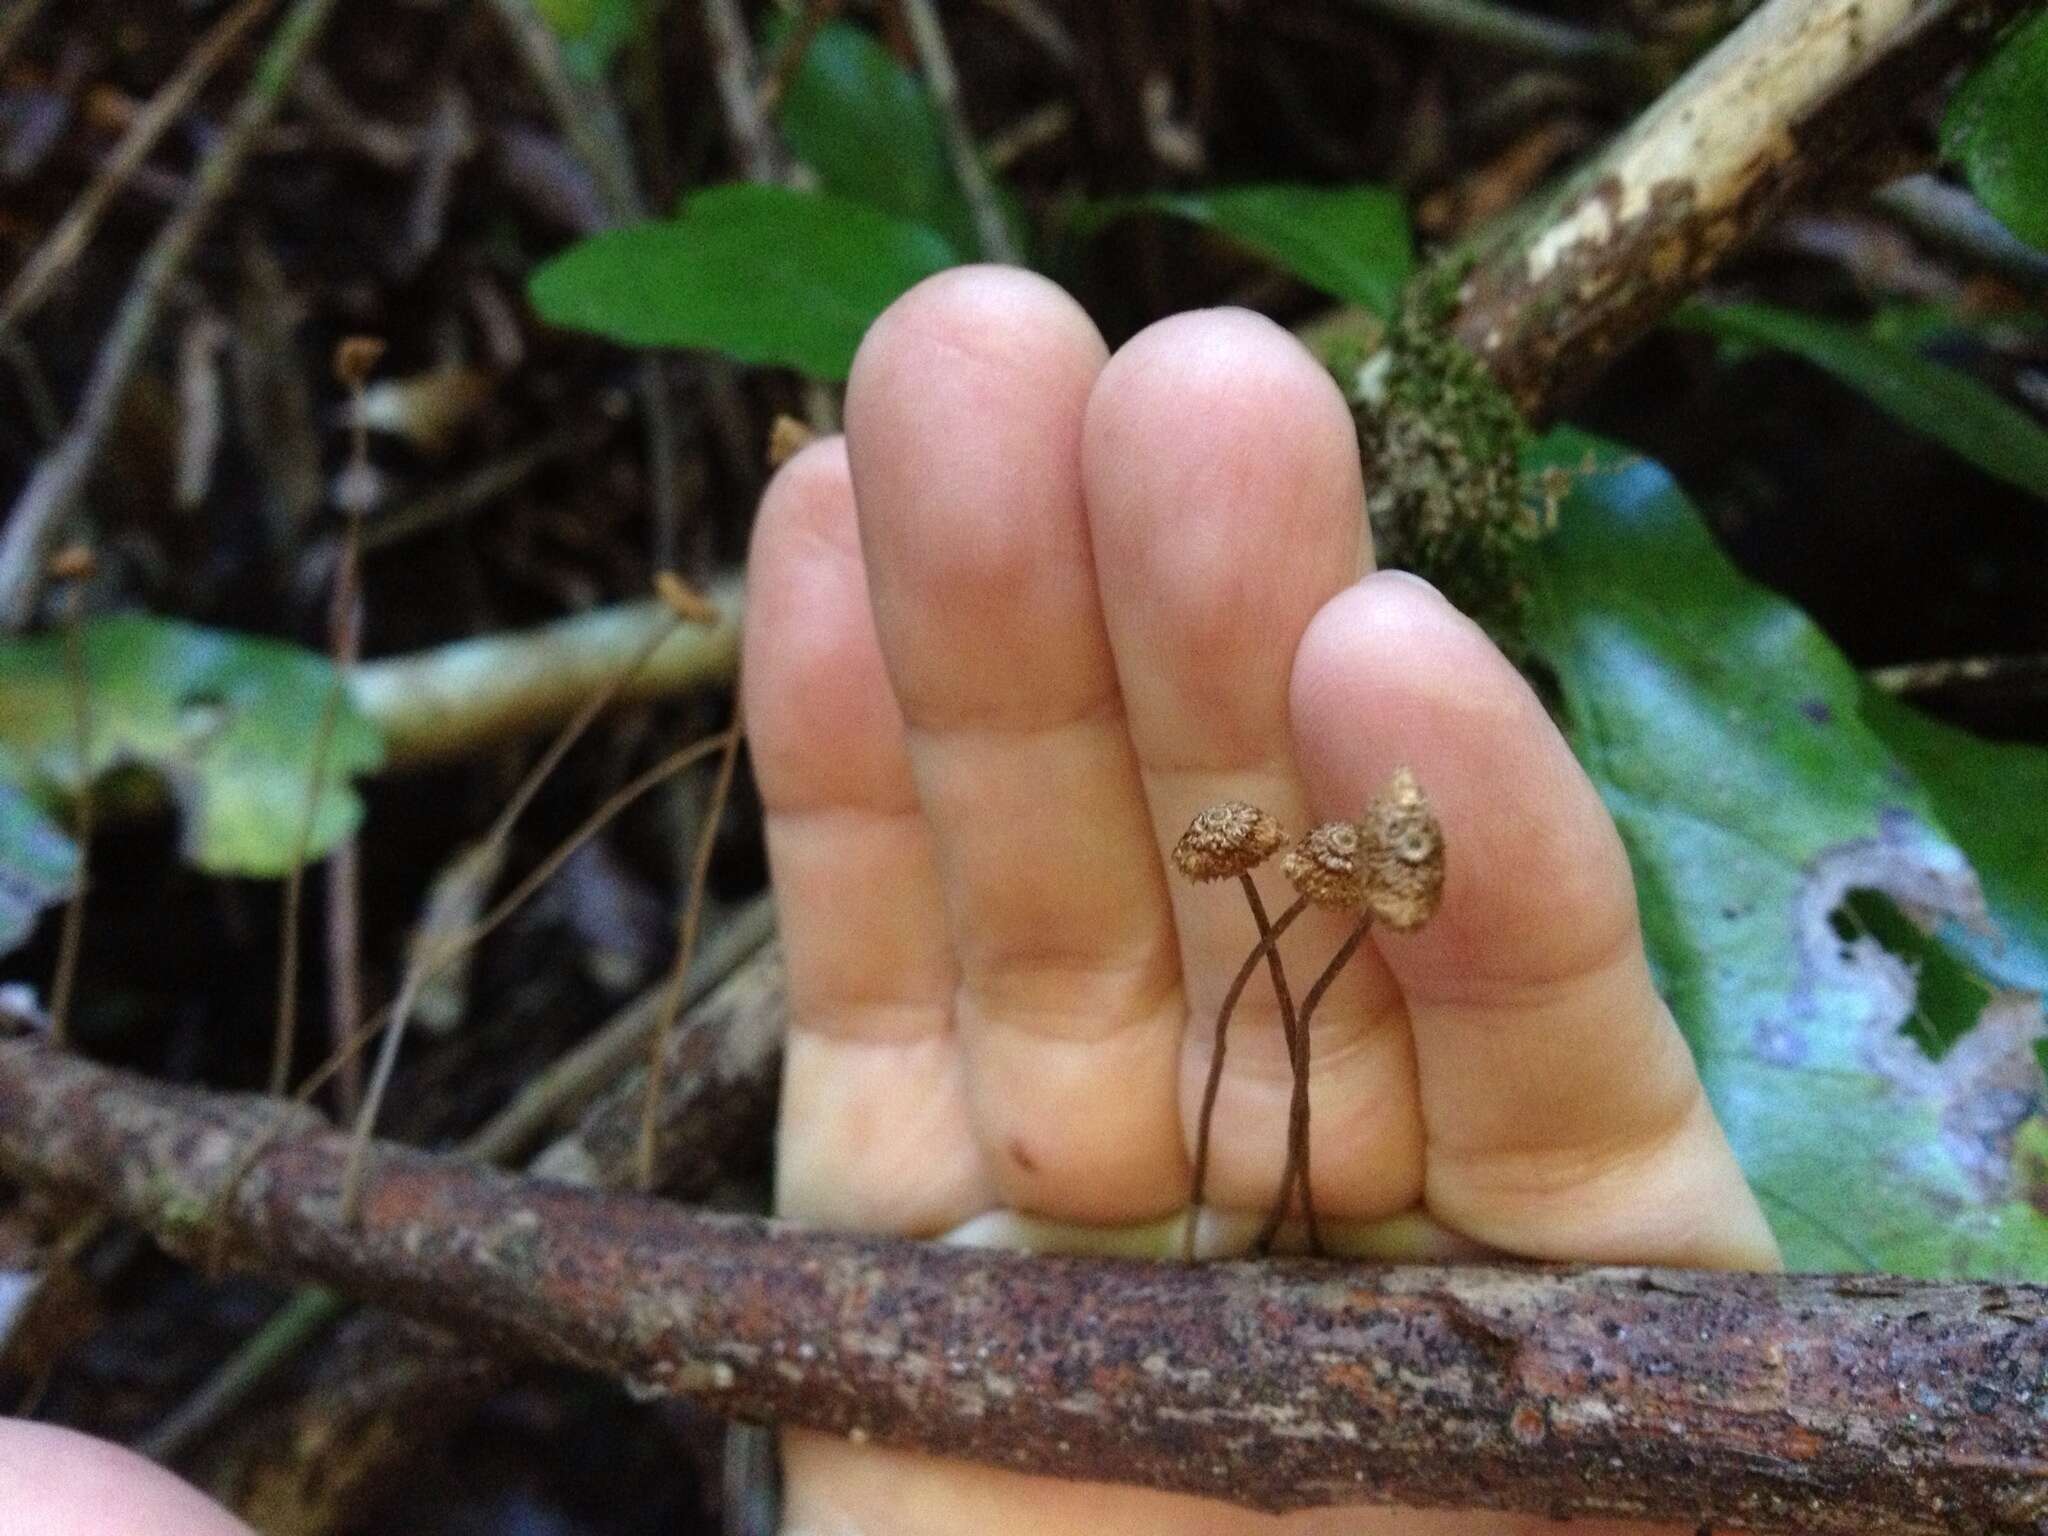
[
  {"left": 1446, "top": 0, "right": 2037, "bottom": 417},
  {"left": 1874, "top": 174, "right": 2048, "bottom": 293},
  {"left": 480, "top": 0, "right": 640, "bottom": 219},
  {"left": 346, "top": 579, "right": 741, "bottom": 768},
  {"left": 47, "top": 558, "right": 95, "bottom": 1045},
  {"left": 139, "top": 905, "right": 779, "bottom": 1475},
  {"left": 338, "top": 729, "right": 734, "bottom": 1219},
  {"left": 359, "top": 426, "right": 589, "bottom": 552},
  {"left": 0, "top": 0, "right": 278, "bottom": 330},
  {"left": 637, "top": 708, "right": 744, "bottom": 1190},
  {"left": 972, "top": 0, "right": 1077, "bottom": 68},
  {"left": 330, "top": 599, "right": 687, "bottom": 1149},
  {"left": 476, "top": 0, "right": 685, "bottom": 568},
  {"left": 1334, "top": 0, "right": 1655, "bottom": 86},
  {"left": 757, "top": 0, "right": 844, "bottom": 114},
  {"left": 702, "top": 0, "right": 793, "bottom": 184},
  {"left": 1868, "top": 651, "right": 2048, "bottom": 697},
  {"left": 205, "top": 729, "right": 741, "bottom": 1251},
  {"left": 0, "top": 0, "right": 343, "bottom": 630},
  {"left": 897, "top": 0, "right": 1022, "bottom": 263},
  {"left": 273, "top": 326, "right": 378, "bottom": 1103},
  {"left": 1, "top": 1035, "right": 2041, "bottom": 1532},
  {"left": 269, "top": 577, "right": 350, "bottom": 1097}
]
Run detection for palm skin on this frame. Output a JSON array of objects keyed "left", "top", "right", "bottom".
[{"left": 746, "top": 267, "right": 1778, "bottom": 1534}]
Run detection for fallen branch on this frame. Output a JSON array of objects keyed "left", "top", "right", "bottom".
[
  {"left": 349, "top": 580, "right": 741, "bottom": 768},
  {"left": 0, "top": 1031, "right": 2040, "bottom": 1532},
  {"left": 161, "top": 916, "right": 783, "bottom": 1527},
  {"left": 1448, "top": 0, "right": 2035, "bottom": 416}
]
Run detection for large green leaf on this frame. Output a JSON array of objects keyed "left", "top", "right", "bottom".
[
  {"left": 0, "top": 782, "right": 75, "bottom": 959},
  {"left": 1675, "top": 301, "right": 2048, "bottom": 504},
  {"left": 1943, "top": 9, "right": 2048, "bottom": 251},
  {"left": 528, "top": 184, "right": 958, "bottom": 379},
  {"left": 1524, "top": 431, "right": 2047, "bottom": 1278},
  {"left": 1098, "top": 185, "right": 1413, "bottom": 317},
  {"left": 0, "top": 616, "right": 384, "bottom": 877},
  {"left": 773, "top": 19, "right": 984, "bottom": 260}
]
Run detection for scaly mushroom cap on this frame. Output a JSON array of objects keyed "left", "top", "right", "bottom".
[
  {"left": 1282, "top": 820, "right": 1367, "bottom": 910},
  {"left": 1359, "top": 766, "right": 1445, "bottom": 931},
  {"left": 1172, "top": 801, "right": 1286, "bottom": 882}
]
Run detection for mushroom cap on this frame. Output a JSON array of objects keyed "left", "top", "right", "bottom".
[
  {"left": 1282, "top": 820, "right": 1367, "bottom": 910},
  {"left": 1171, "top": 801, "right": 1286, "bottom": 882},
  {"left": 1359, "top": 766, "right": 1445, "bottom": 931}
]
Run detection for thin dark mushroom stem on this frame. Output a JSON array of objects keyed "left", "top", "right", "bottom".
[
  {"left": 1185, "top": 888, "right": 1308, "bottom": 1260},
  {"left": 1257, "top": 913, "right": 1374, "bottom": 1254}
]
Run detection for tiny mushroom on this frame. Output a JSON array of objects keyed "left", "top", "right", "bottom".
[{"left": 1172, "top": 800, "right": 1286, "bottom": 883}]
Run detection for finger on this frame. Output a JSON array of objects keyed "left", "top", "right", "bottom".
[
  {"left": 1081, "top": 309, "right": 1421, "bottom": 1221},
  {"left": 744, "top": 438, "right": 989, "bottom": 1234},
  {"left": 846, "top": 266, "right": 1186, "bottom": 1222},
  {"left": 0, "top": 1420, "right": 254, "bottom": 1536},
  {"left": 1291, "top": 573, "right": 1778, "bottom": 1268}
]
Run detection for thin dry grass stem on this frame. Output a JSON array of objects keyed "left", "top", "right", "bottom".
[
  {"left": 268, "top": 340, "right": 379, "bottom": 1099},
  {"left": 46, "top": 548, "right": 96, "bottom": 1046},
  {"left": 336, "top": 714, "right": 730, "bottom": 1222},
  {"left": 897, "top": 0, "right": 1021, "bottom": 264},
  {"left": 637, "top": 702, "right": 745, "bottom": 1191},
  {"left": 319, "top": 340, "right": 381, "bottom": 1112},
  {"left": 757, "top": 0, "right": 844, "bottom": 113}
]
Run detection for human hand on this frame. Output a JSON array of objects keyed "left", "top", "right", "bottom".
[{"left": 745, "top": 266, "right": 1780, "bottom": 1533}]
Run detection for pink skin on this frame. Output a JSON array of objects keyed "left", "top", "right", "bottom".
[
  {"left": 0, "top": 1420, "right": 253, "bottom": 1535},
  {"left": 2, "top": 268, "right": 1777, "bottom": 1533}
]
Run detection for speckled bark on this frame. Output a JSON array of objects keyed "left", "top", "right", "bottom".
[
  {"left": 188, "top": 943, "right": 786, "bottom": 1532},
  {"left": 1, "top": 1032, "right": 2041, "bottom": 1531},
  {"left": 1451, "top": 0, "right": 2037, "bottom": 417}
]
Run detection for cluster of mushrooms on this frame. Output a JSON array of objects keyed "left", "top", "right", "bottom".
[{"left": 1170, "top": 768, "right": 1446, "bottom": 1258}]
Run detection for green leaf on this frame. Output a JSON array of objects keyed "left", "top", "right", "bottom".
[
  {"left": 1105, "top": 184, "right": 1413, "bottom": 317},
  {"left": 773, "top": 19, "right": 988, "bottom": 260},
  {"left": 1675, "top": 301, "right": 2048, "bottom": 504},
  {"left": 1524, "top": 430, "right": 2047, "bottom": 1279},
  {"left": 0, "top": 782, "right": 76, "bottom": 959},
  {"left": 1943, "top": 10, "right": 2048, "bottom": 250},
  {"left": 528, "top": 184, "right": 959, "bottom": 379},
  {"left": 0, "top": 615, "right": 384, "bottom": 878}
]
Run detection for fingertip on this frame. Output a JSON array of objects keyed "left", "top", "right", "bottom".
[
  {"left": 0, "top": 1420, "right": 253, "bottom": 1536},
  {"left": 1290, "top": 570, "right": 1639, "bottom": 995},
  {"left": 849, "top": 265, "right": 1108, "bottom": 437},
  {"left": 743, "top": 435, "right": 910, "bottom": 817}
]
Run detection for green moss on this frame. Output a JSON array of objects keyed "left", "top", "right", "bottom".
[{"left": 1355, "top": 273, "right": 1543, "bottom": 645}]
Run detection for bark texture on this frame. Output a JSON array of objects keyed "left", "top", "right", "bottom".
[
  {"left": 1451, "top": 0, "right": 2038, "bottom": 415},
  {"left": 190, "top": 940, "right": 785, "bottom": 1530},
  {"left": 1, "top": 1031, "right": 2042, "bottom": 1531}
]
